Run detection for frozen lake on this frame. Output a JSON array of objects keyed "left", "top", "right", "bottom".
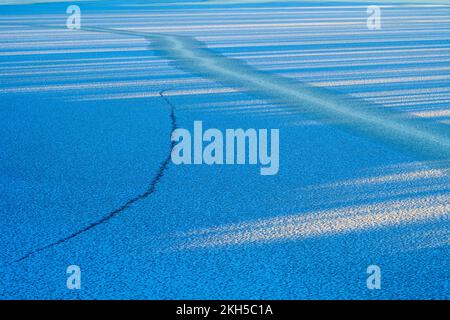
[{"left": 0, "top": 0, "right": 449, "bottom": 299}]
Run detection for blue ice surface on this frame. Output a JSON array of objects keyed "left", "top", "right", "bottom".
[{"left": 0, "top": 1, "right": 449, "bottom": 299}]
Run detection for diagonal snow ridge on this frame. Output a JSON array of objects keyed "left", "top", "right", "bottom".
[{"left": 149, "top": 32, "right": 450, "bottom": 164}]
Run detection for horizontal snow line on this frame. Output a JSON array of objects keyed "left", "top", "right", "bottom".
[
  {"left": 353, "top": 87, "right": 450, "bottom": 98},
  {"left": 2, "top": 6, "right": 448, "bottom": 19},
  {"left": 233, "top": 47, "right": 450, "bottom": 60},
  {"left": 0, "top": 66, "right": 181, "bottom": 78},
  {"left": 5, "top": 16, "right": 450, "bottom": 27},
  {"left": 367, "top": 92, "right": 450, "bottom": 103},
  {"left": 276, "top": 66, "right": 450, "bottom": 78},
  {"left": 199, "top": 30, "right": 450, "bottom": 41},
  {"left": 0, "top": 38, "right": 148, "bottom": 49},
  {"left": 0, "top": 56, "right": 166, "bottom": 67},
  {"left": 4, "top": 28, "right": 450, "bottom": 45},
  {"left": 4, "top": 65, "right": 449, "bottom": 81},
  {"left": 3, "top": 24, "right": 450, "bottom": 38},
  {"left": 311, "top": 74, "right": 450, "bottom": 87},
  {"left": 0, "top": 78, "right": 209, "bottom": 93},
  {"left": 72, "top": 88, "right": 243, "bottom": 101},
  {"left": 384, "top": 99, "right": 450, "bottom": 107},
  {"left": 127, "top": 22, "right": 450, "bottom": 33},
  {"left": 0, "top": 47, "right": 148, "bottom": 56},
  {"left": 205, "top": 37, "right": 450, "bottom": 48},
  {"left": 228, "top": 44, "right": 450, "bottom": 56},
  {"left": 245, "top": 54, "right": 450, "bottom": 67},
  {"left": 0, "top": 59, "right": 167, "bottom": 71}
]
